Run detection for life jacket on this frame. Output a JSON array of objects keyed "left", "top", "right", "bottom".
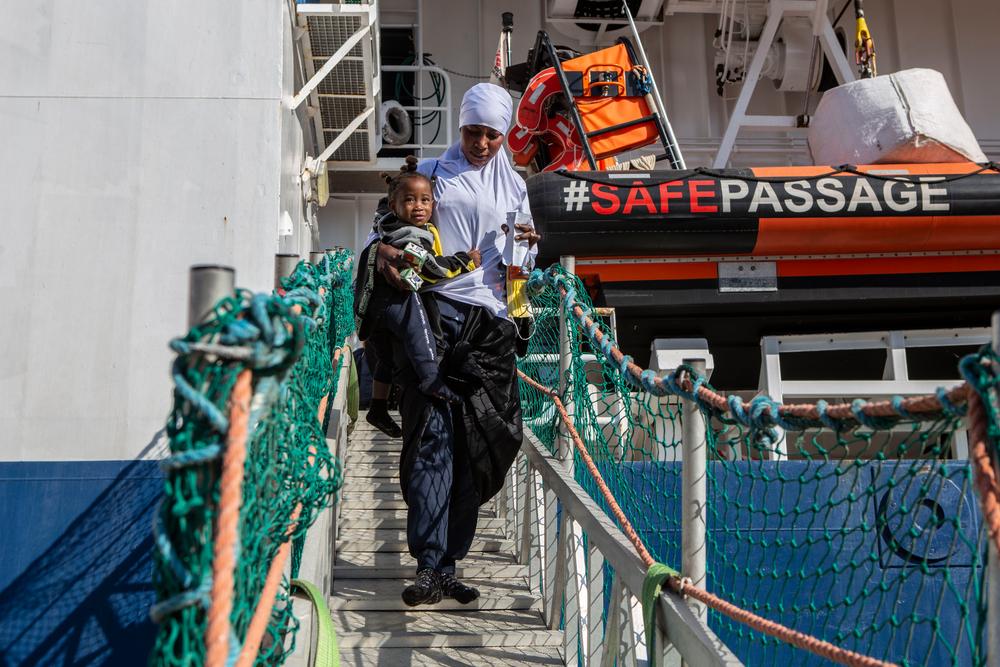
[
  {"left": 559, "top": 42, "right": 660, "bottom": 159},
  {"left": 508, "top": 41, "right": 660, "bottom": 171}
]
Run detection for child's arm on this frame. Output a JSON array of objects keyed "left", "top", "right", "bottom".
[{"left": 419, "top": 249, "right": 480, "bottom": 282}]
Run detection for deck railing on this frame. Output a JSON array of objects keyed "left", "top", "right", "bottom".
[
  {"left": 503, "top": 429, "right": 743, "bottom": 666},
  {"left": 512, "top": 259, "right": 999, "bottom": 667}
]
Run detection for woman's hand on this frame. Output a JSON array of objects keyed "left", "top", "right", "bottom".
[
  {"left": 514, "top": 223, "right": 541, "bottom": 249},
  {"left": 376, "top": 242, "right": 409, "bottom": 291},
  {"left": 468, "top": 248, "right": 482, "bottom": 267}
]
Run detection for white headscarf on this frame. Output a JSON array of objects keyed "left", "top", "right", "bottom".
[
  {"left": 458, "top": 83, "right": 513, "bottom": 133},
  {"left": 416, "top": 85, "right": 535, "bottom": 317}
]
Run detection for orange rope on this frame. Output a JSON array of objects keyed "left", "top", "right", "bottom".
[
  {"left": 234, "top": 506, "right": 303, "bottom": 667},
  {"left": 555, "top": 284, "right": 967, "bottom": 422},
  {"left": 518, "top": 371, "right": 655, "bottom": 568},
  {"left": 967, "top": 385, "right": 1000, "bottom": 558},
  {"left": 205, "top": 369, "right": 252, "bottom": 667},
  {"left": 517, "top": 369, "right": 894, "bottom": 667},
  {"left": 232, "top": 347, "right": 344, "bottom": 667},
  {"left": 317, "top": 394, "right": 329, "bottom": 423},
  {"left": 676, "top": 583, "right": 891, "bottom": 667}
]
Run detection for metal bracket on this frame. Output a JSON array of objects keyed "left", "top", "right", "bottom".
[{"left": 713, "top": 0, "right": 856, "bottom": 168}]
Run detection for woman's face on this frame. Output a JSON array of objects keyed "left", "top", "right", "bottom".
[{"left": 460, "top": 124, "right": 504, "bottom": 168}]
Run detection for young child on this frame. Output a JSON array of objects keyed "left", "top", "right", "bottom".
[
  {"left": 360, "top": 198, "right": 400, "bottom": 437},
  {"left": 355, "top": 156, "right": 480, "bottom": 422}
]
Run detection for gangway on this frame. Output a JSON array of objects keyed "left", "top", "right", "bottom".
[{"left": 321, "top": 414, "right": 563, "bottom": 665}]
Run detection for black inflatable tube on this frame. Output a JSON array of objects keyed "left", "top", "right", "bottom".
[{"left": 526, "top": 168, "right": 1000, "bottom": 257}]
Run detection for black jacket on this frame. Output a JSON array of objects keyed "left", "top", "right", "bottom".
[
  {"left": 353, "top": 212, "right": 475, "bottom": 342},
  {"left": 398, "top": 307, "right": 523, "bottom": 506}
]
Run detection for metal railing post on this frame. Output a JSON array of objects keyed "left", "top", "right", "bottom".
[
  {"left": 989, "top": 311, "right": 1000, "bottom": 665},
  {"left": 621, "top": 1, "right": 685, "bottom": 170},
  {"left": 681, "top": 358, "right": 708, "bottom": 621},
  {"left": 274, "top": 253, "right": 300, "bottom": 289},
  {"left": 309, "top": 251, "right": 325, "bottom": 264},
  {"left": 558, "top": 255, "right": 576, "bottom": 466},
  {"left": 542, "top": 478, "right": 561, "bottom": 628},
  {"left": 188, "top": 265, "right": 235, "bottom": 328},
  {"left": 586, "top": 542, "right": 606, "bottom": 666},
  {"left": 521, "top": 463, "right": 544, "bottom": 597}
]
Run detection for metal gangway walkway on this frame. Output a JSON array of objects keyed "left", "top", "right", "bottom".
[
  {"left": 324, "top": 413, "right": 562, "bottom": 666},
  {"left": 289, "top": 404, "right": 741, "bottom": 667}
]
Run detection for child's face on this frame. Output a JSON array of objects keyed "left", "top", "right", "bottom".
[{"left": 392, "top": 178, "right": 433, "bottom": 227}]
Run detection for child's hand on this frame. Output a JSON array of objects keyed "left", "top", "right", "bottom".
[
  {"left": 468, "top": 249, "right": 482, "bottom": 267},
  {"left": 376, "top": 242, "right": 409, "bottom": 291}
]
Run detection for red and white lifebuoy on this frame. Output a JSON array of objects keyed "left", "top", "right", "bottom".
[
  {"left": 516, "top": 68, "right": 560, "bottom": 133},
  {"left": 510, "top": 68, "right": 585, "bottom": 171}
]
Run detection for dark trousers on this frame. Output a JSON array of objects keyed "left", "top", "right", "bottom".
[
  {"left": 403, "top": 296, "right": 480, "bottom": 573},
  {"left": 364, "top": 332, "right": 393, "bottom": 385},
  {"left": 369, "top": 291, "right": 442, "bottom": 394}
]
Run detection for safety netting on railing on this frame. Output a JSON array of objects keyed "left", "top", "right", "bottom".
[
  {"left": 149, "top": 250, "right": 354, "bottom": 667},
  {"left": 518, "top": 264, "right": 994, "bottom": 667}
]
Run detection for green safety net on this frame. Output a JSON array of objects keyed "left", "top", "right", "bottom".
[
  {"left": 517, "top": 264, "right": 988, "bottom": 667},
  {"left": 150, "top": 250, "right": 355, "bottom": 667}
]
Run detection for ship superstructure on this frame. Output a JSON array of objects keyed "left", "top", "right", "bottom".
[{"left": 2, "top": 1, "right": 1000, "bottom": 665}]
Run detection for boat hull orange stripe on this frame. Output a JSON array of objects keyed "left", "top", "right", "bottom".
[
  {"left": 578, "top": 254, "right": 1000, "bottom": 283},
  {"left": 778, "top": 254, "right": 1000, "bottom": 278},
  {"left": 754, "top": 215, "right": 1000, "bottom": 255}
]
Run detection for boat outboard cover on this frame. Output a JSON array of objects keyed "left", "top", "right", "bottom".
[{"left": 809, "top": 68, "right": 986, "bottom": 166}]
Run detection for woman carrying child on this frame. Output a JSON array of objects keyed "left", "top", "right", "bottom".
[
  {"left": 354, "top": 156, "right": 480, "bottom": 409},
  {"left": 365, "top": 83, "right": 540, "bottom": 606}
]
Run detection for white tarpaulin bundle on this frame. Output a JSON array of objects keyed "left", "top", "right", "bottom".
[{"left": 808, "top": 68, "right": 986, "bottom": 165}]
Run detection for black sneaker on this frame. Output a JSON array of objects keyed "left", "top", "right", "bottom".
[
  {"left": 438, "top": 572, "right": 480, "bottom": 604},
  {"left": 401, "top": 568, "right": 442, "bottom": 606},
  {"left": 366, "top": 408, "right": 402, "bottom": 438}
]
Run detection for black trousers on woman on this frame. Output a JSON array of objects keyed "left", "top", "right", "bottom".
[{"left": 395, "top": 297, "right": 481, "bottom": 574}]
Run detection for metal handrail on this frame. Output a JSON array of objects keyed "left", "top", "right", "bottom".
[
  {"left": 380, "top": 64, "right": 454, "bottom": 152},
  {"left": 506, "top": 256, "right": 734, "bottom": 665},
  {"left": 504, "top": 431, "right": 743, "bottom": 666}
]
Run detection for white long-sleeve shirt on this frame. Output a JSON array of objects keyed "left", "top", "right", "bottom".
[{"left": 416, "top": 143, "right": 537, "bottom": 318}]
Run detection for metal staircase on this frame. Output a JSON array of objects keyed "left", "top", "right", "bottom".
[
  {"left": 330, "top": 412, "right": 563, "bottom": 666},
  {"left": 285, "top": 352, "right": 737, "bottom": 666}
]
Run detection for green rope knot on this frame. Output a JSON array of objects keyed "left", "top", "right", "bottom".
[
  {"left": 642, "top": 562, "right": 681, "bottom": 658},
  {"left": 962, "top": 345, "right": 1000, "bottom": 450}
]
